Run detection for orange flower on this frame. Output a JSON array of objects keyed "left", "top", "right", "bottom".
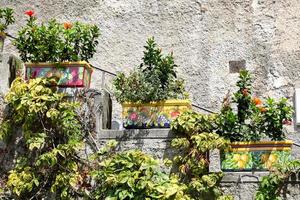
[
  {"left": 25, "top": 10, "right": 35, "bottom": 17},
  {"left": 259, "top": 107, "right": 267, "bottom": 112},
  {"left": 64, "top": 22, "right": 73, "bottom": 29},
  {"left": 253, "top": 97, "right": 262, "bottom": 105}
]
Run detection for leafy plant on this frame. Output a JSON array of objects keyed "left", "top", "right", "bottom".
[
  {"left": 113, "top": 37, "right": 188, "bottom": 103},
  {"left": 216, "top": 70, "right": 293, "bottom": 142},
  {"left": 171, "top": 111, "right": 232, "bottom": 200},
  {"left": 0, "top": 7, "right": 15, "bottom": 33},
  {"left": 14, "top": 10, "right": 100, "bottom": 63},
  {"left": 90, "top": 140, "right": 190, "bottom": 200},
  {"left": 0, "top": 78, "right": 87, "bottom": 199},
  {"left": 255, "top": 159, "right": 300, "bottom": 200}
]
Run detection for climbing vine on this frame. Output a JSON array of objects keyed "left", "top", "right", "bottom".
[
  {"left": 255, "top": 159, "right": 300, "bottom": 200},
  {"left": 171, "top": 111, "right": 233, "bottom": 200},
  {"left": 0, "top": 78, "right": 87, "bottom": 199},
  {"left": 89, "top": 140, "right": 190, "bottom": 200}
]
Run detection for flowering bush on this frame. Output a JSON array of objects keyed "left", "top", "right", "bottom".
[
  {"left": 216, "top": 70, "right": 293, "bottom": 142},
  {"left": 0, "top": 7, "right": 15, "bottom": 33},
  {"left": 14, "top": 10, "right": 100, "bottom": 63}
]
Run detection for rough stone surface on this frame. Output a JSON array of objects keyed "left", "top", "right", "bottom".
[{"left": 97, "top": 129, "right": 179, "bottom": 161}]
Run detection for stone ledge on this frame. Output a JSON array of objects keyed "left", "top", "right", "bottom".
[
  {"left": 222, "top": 171, "right": 300, "bottom": 183},
  {"left": 98, "top": 129, "right": 178, "bottom": 140},
  {"left": 222, "top": 171, "right": 269, "bottom": 183}
]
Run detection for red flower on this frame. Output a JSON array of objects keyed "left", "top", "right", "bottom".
[
  {"left": 25, "top": 10, "right": 35, "bottom": 17},
  {"left": 242, "top": 88, "right": 249, "bottom": 96},
  {"left": 64, "top": 22, "right": 73, "bottom": 29},
  {"left": 171, "top": 111, "right": 180, "bottom": 118}
]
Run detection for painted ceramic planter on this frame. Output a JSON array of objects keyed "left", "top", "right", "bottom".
[
  {"left": 221, "top": 140, "right": 293, "bottom": 171},
  {"left": 122, "top": 100, "right": 191, "bottom": 129},
  {"left": 25, "top": 61, "right": 93, "bottom": 88}
]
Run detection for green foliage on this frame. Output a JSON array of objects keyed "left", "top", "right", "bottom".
[
  {"left": 171, "top": 111, "right": 232, "bottom": 200},
  {"left": 263, "top": 98, "right": 293, "bottom": 141},
  {"left": 0, "top": 7, "right": 15, "bottom": 33},
  {"left": 113, "top": 37, "right": 188, "bottom": 103},
  {"left": 14, "top": 14, "right": 100, "bottom": 62},
  {"left": 171, "top": 110, "right": 217, "bottom": 136},
  {"left": 216, "top": 70, "right": 293, "bottom": 142},
  {"left": 255, "top": 159, "right": 300, "bottom": 200},
  {"left": 90, "top": 141, "right": 190, "bottom": 200},
  {"left": 1, "top": 78, "right": 86, "bottom": 199}
]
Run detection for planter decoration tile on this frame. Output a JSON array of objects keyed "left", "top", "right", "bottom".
[
  {"left": 221, "top": 140, "right": 293, "bottom": 171},
  {"left": 122, "top": 99, "right": 191, "bottom": 129},
  {"left": 25, "top": 61, "right": 93, "bottom": 88}
]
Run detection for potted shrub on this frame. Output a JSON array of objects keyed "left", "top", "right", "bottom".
[
  {"left": 217, "top": 70, "right": 293, "bottom": 171},
  {"left": 113, "top": 37, "right": 191, "bottom": 128},
  {"left": 14, "top": 10, "right": 100, "bottom": 87},
  {"left": 0, "top": 8, "right": 15, "bottom": 53}
]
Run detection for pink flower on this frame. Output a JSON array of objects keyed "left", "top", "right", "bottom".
[
  {"left": 129, "top": 112, "right": 138, "bottom": 121},
  {"left": 283, "top": 119, "right": 292, "bottom": 125}
]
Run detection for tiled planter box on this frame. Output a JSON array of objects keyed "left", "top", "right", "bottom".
[
  {"left": 122, "top": 99, "right": 191, "bottom": 129},
  {"left": 221, "top": 140, "right": 293, "bottom": 171},
  {"left": 25, "top": 61, "right": 93, "bottom": 88}
]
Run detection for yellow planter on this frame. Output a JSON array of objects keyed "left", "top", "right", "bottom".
[
  {"left": 122, "top": 99, "right": 191, "bottom": 128},
  {"left": 221, "top": 140, "right": 293, "bottom": 171}
]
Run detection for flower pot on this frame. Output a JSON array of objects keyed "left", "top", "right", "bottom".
[
  {"left": 122, "top": 99, "right": 191, "bottom": 129},
  {"left": 0, "top": 32, "right": 5, "bottom": 53},
  {"left": 25, "top": 61, "right": 93, "bottom": 88},
  {"left": 221, "top": 140, "right": 293, "bottom": 171}
]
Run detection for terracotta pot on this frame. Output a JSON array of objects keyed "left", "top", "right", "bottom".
[
  {"left": 122, "top": 99, "right": 191, "bottom": 129},
  {"left": 25, "top": 61, "right": 93, "bottom": 88},
  {"left": 221, "top": 140, "right": 293, "bottom": 171}
]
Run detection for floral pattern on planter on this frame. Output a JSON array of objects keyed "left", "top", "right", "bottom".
[
  {"left": 25, "top": 61, "right": 93, "bottom": 88},
  {"left": 221, "top": 141, "right": 293, "bottom": 171},
  {"left": 122, "top": 100, "right": 191, "bottom": 129}
]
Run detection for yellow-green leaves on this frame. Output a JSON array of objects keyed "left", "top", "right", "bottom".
[
  {"left": 7, "top": 167, "right": 39, "bottom": 196},
  {"left": 26, "top": 133, "right": 47, "bottom": 150},
  {"left": 2, "top": 78, "right": 85, "bottom": 199},
  {"left": 90, "top": 148, "right": 190, "bottom": 200}
]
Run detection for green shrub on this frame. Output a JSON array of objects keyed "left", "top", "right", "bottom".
[
  {"left": 1, "top": 78, "right": 85, "bottom": 199},
  {"left": 14, "top": 11, "right": 100, "bottom": 63},
  {"left": 90, "top": 141, "right": 190, "bottom": 200},
  {"left": 0, "top": 7, "right": 15, "bottom": 33},
  {"left": 171, "top": 111, "right": 232, "bottom": 200},
  {"left": 216, "top": 70, "right": 293, "bottom": 142},
  {"left": 113, "top": 37, "right": 188, "bottom": 103}
]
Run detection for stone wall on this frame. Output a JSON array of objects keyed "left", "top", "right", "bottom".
[{"left": 97, "top": 129, "right": 300, "bottom": 200}]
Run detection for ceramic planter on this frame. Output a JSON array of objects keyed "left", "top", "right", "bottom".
[
  {"left": 25, "top": 61, "right": 93, "bottom": 88},
  {"left": 221, "top": 140, "right": 293, "bottom": 171},
  {"left": 122, "top": 99, "right": 191, "bottom": 129}
]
